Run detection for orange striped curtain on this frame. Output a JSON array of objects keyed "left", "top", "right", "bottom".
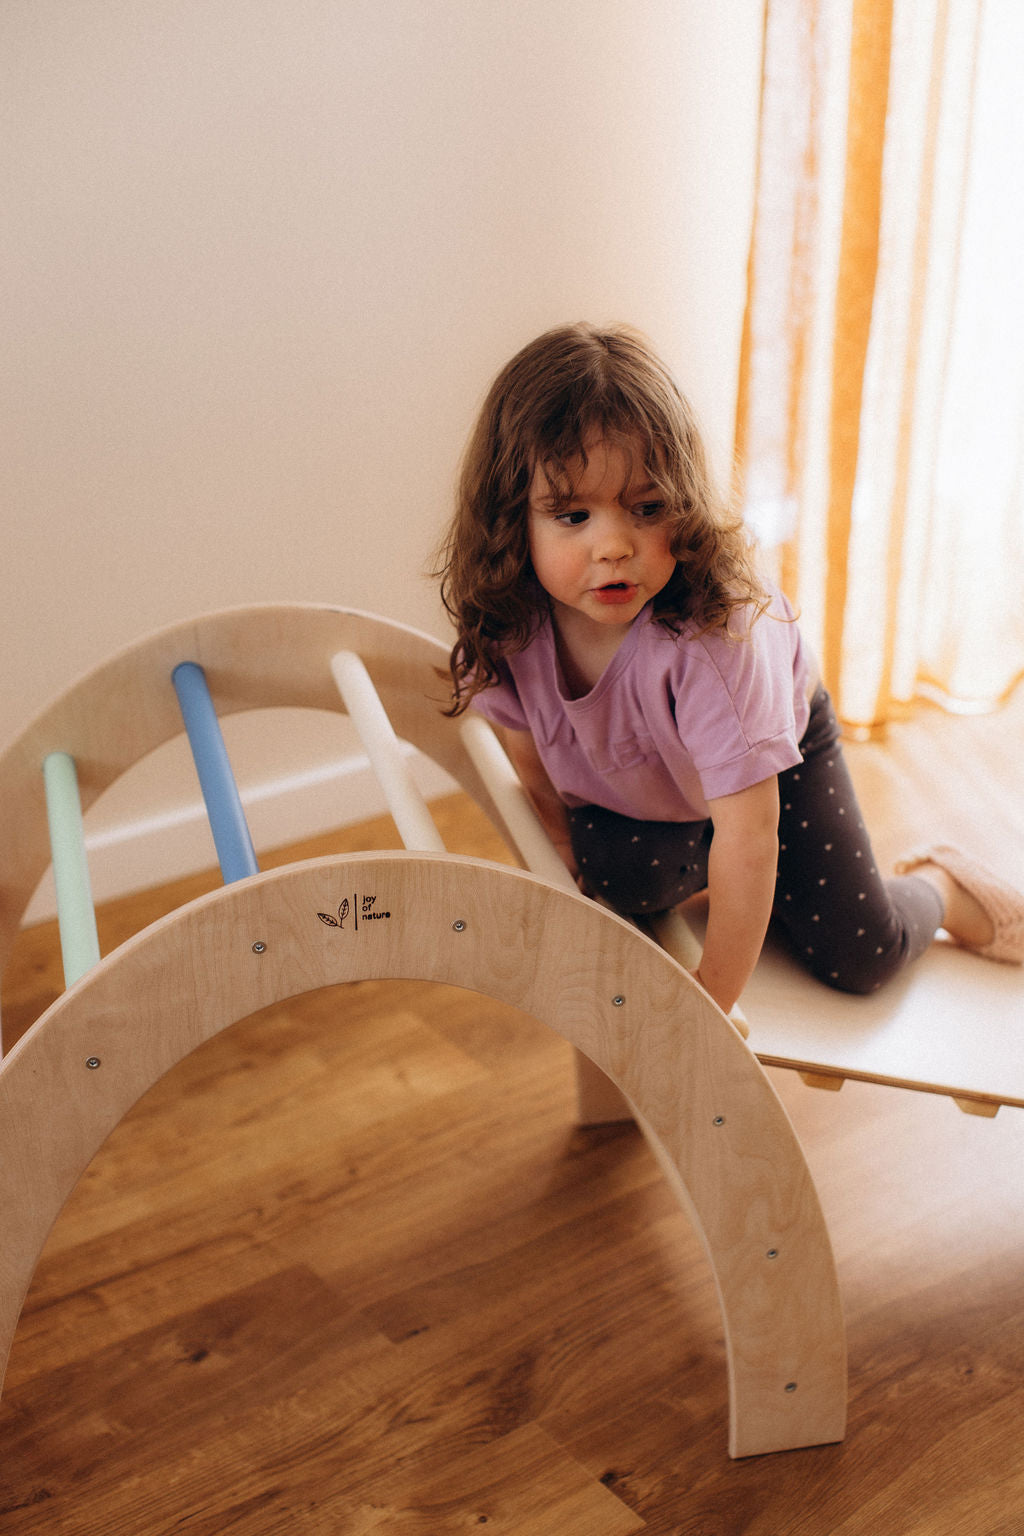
[{"left": 736, "top": 0, "right": 1024, "bottom": 734}]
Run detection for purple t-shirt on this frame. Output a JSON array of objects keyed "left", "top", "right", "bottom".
[{"left": 471, "top": 588, "right": 812, "bottom": 821}]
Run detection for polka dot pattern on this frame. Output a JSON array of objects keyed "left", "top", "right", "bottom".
[{"left": 566, "top": 687, "right": 944, "bottom": 996}]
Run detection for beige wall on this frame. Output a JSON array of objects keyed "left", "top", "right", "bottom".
[{"left": 3, "top": 1, "right": 764, "bottom": 904}]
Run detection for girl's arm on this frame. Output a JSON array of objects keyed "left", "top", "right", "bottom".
[
  {"left": 499, "top": 727, "right": 579, "bottom": 882},
  {"left": 697, "top": 776, "right": 780, "bottom": 1015}
]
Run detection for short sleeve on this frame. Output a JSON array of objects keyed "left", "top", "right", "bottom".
[
  {"left": 675, "top": 606, "right": 807, "bottom": 801},
  {"left": 468, "top": 659, "right": 530, "bottom": 732}
]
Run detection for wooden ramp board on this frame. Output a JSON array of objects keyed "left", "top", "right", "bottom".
[
  {"left": 662, "top": 895, "right": 1024, "bottom": 1113},
  {"left": 741, "top": 930, "right": 1024, "bottom": 1112}
]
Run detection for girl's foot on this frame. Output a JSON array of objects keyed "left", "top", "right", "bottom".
[{"left": 895, "top": 845, "right": 1024, "bottom": 963}]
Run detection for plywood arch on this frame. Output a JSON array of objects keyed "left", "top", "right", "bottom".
[{"left": 0, "top": 851, "right": 844, "bottom": 1459}]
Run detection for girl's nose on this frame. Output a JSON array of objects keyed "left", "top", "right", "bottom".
[{"left": 594, "top": 514, "right": 634, "bottom": 560}]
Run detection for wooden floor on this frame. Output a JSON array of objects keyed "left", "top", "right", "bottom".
[{"left": 1, "top": 694, "right": 1023, "bottom": 1535}]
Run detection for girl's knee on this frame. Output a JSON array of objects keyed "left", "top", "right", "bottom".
[{"left": 801, "top": 934, "right": 910, "bottom": 995}]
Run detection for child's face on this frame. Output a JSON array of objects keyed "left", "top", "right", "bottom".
[{"left": 527, "top": 438, "right": 676, "bottom": 638}]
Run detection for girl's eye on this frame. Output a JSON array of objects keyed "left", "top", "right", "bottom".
[
  {"left": 635, "top": 502, "right": 665, "bottom": 520},
  {"left": 555, "top": 509, "right": 590, "bottom": 526}
]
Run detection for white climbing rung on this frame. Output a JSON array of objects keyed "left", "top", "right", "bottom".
[
  {"left": 458, "top": 713, "right": 576, "bottom": 890},
  {"left": 331, "top": 650, "right": 445, "bottom": 853}
]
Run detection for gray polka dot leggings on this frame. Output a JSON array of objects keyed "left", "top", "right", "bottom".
[{"left": 567, "top": 687, "right": 944, "bottom": 995}]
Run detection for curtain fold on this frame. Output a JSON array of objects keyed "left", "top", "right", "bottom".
[{"left": 737, "top": 0, "right": 1024, "bottom": 734}]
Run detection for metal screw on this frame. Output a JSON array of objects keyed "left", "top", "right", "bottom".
[
  {"left": 713, "top": 1115, "right": 725, "bottom": 1127},
  {"left": 85, "top": 1057, "right": 101, "bottom": 1070},
  {"left": 251, "top": 942, "right": 266, "bottom": 954},
  {"left": 767, "top": 1248, "right": 779, "bottom": 1260},
  {"left": 784, "top": 1382, "right": 798, "bottom": 1394},
  {"left": 612, "top": 995, "right": 625, "bottom": 1007},
  {"left": 452, "top": 920, "right": 466, "bottom": 932}
]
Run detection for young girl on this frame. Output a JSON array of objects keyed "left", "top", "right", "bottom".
[{"left": 435, "top": 322, "right": 1024, "bottom": 1016}]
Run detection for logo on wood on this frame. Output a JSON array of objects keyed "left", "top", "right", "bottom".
[{"left": 317, "top": 894, "right": 392, "bottom": 931}]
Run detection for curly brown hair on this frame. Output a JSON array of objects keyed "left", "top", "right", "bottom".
[{"left": 434, "top": 322, "right": 767, "bottom": 714}]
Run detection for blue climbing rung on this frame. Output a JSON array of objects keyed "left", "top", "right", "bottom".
[{"left": 172, "top": 662, "right": 259, "bottom": 884}]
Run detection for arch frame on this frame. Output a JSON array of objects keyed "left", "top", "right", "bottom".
[{"left": 0, "top": 851, "right": 846, "bottom": 1459}]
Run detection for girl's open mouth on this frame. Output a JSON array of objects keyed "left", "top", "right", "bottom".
[{"left": 592, "top": 581, "right": 638, "bottom": 605}]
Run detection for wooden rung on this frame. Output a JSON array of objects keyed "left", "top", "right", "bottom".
[
  {"left": 172, "top": 662, "right": 259, "bottom": 884},
  {"left": 331, "top": 650, "right": 446, "bottom": 853},
  {"left": 799, "top": 1072, "right": 845, "bottom": 1093},
  {"left": 42, "top": 752, "right": 102, "bottom": 990},
  {"left": 458, "top": 714, "right": 577, "bottom": 889},
  {"left": 953, "top": 1096, "right": 1001, "bottom": 1119}
]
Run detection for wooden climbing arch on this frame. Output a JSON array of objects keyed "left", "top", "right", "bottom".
[{"left": 0, "top": 605, "right": 847, "bottom": 1458}]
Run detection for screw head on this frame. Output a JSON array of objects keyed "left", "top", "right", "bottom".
[
  {"left": 784, "top": 1381, "right": 798, "bottom": 1393},
  {"left": 612, "top": 995, "right": 625, "bottom": 1007},
  {"left": 767, "top": 1248, "right": 779, "bottom": 1259},
  {"left": 713, "top": 1115, "right": 725, "bottom": 1127},
  {"left": 251, "top": 941, "right": 266, "bottom": 954},
  {"left": 85, "top": 1057, "right": 101, "bottom": 1070},
  {"left": 452, "top": 920, "right": 466, "bottom": 932}
]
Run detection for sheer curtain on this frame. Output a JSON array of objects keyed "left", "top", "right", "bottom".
[{"left": 736, "top": 0, "right": 1024, "bottom": 734}]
